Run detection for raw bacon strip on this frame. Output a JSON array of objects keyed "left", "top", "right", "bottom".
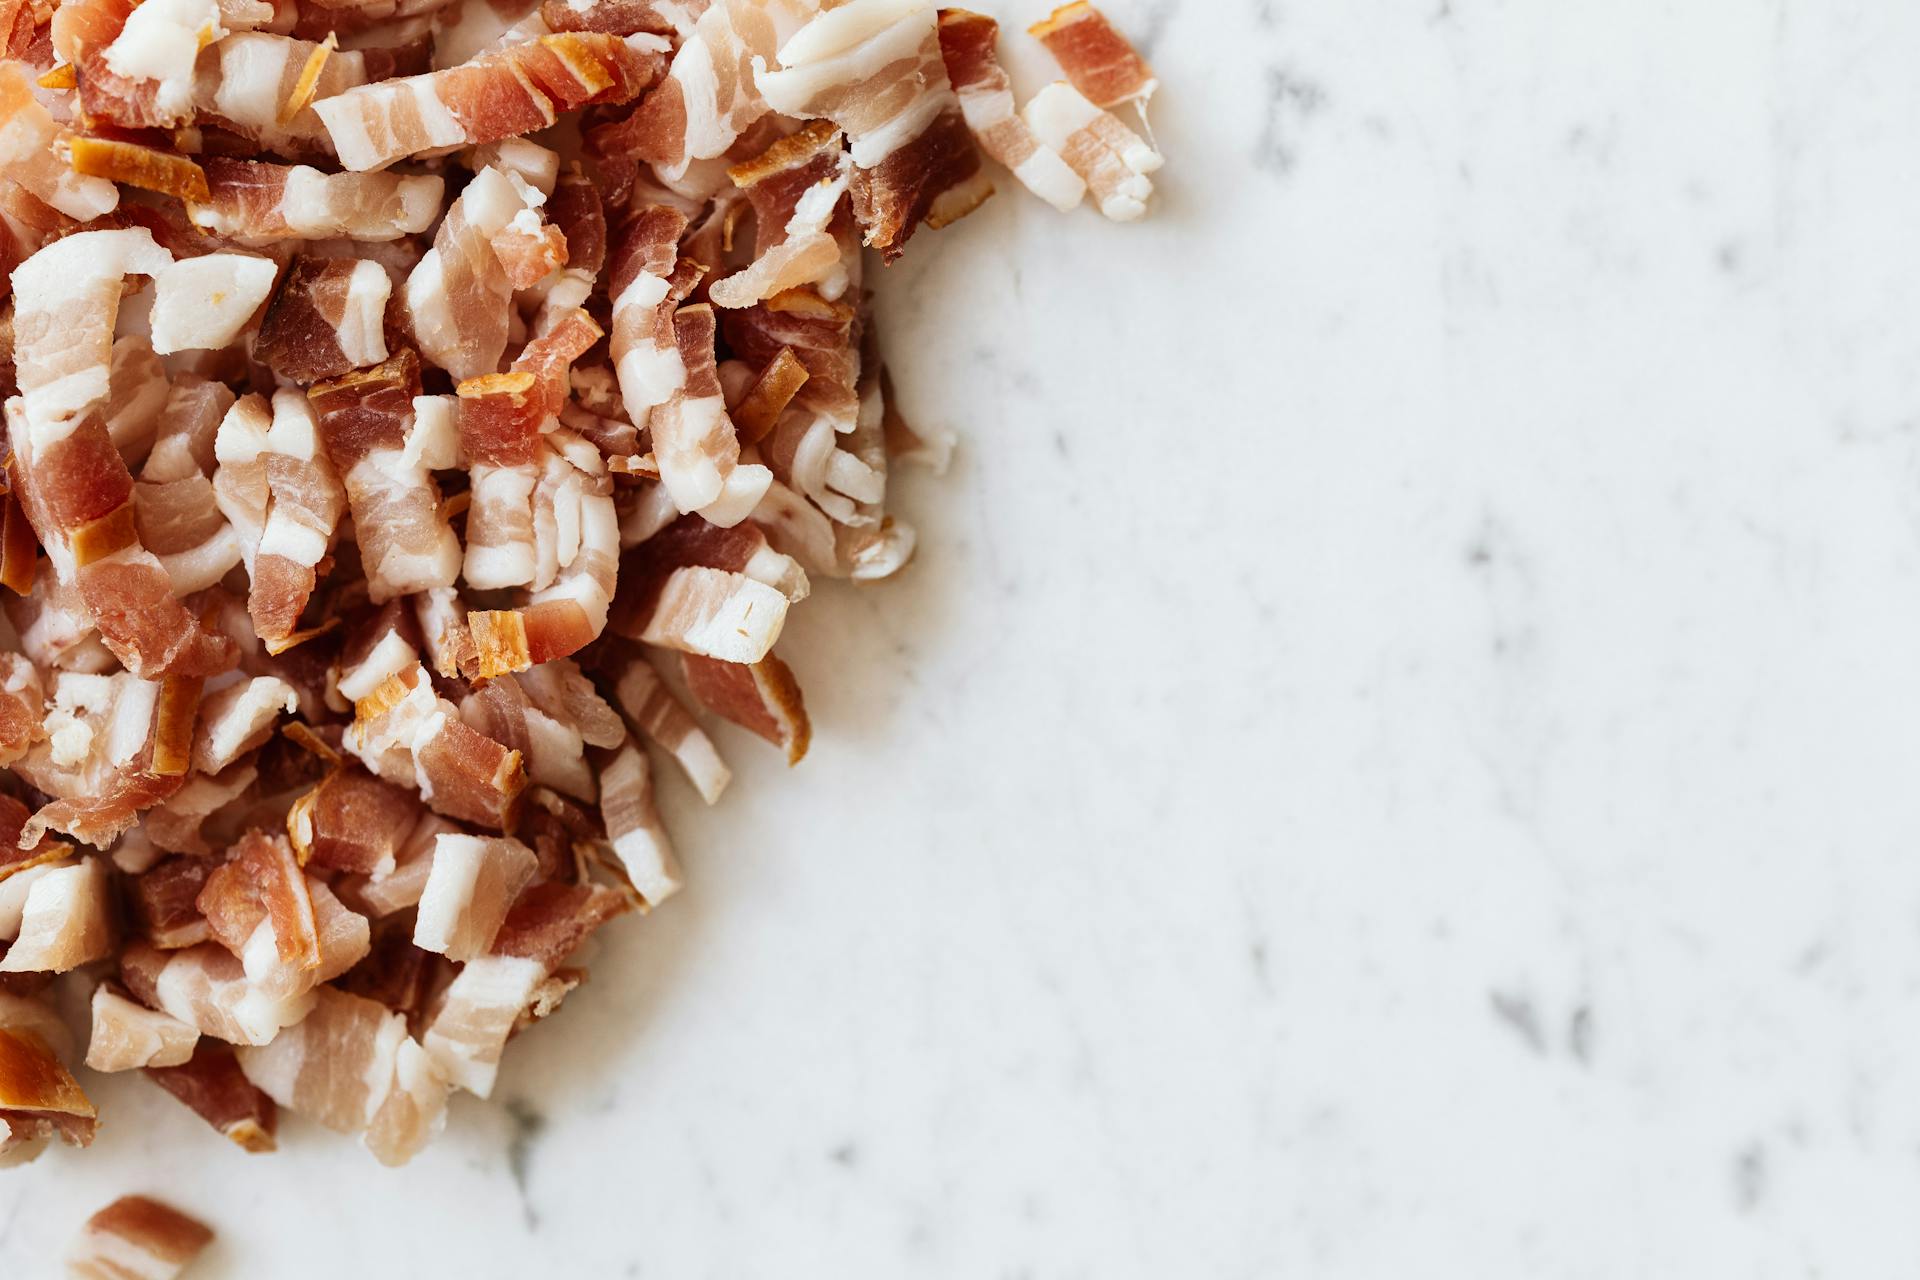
[
  {"left": 419, "top": 952, "right": 540, "bottom": 1096},
  {"left": 143, "top": 1039, "right": 277, "bottom": 1152},
  {"left": 412, "top": 831, "right": 537, "bottom": 960},
  {"left": 85, "top": 983, "right": 200, "bottom": 1071},
  {"left": 0, "top": 856, "right": 112, "bottom": 972},
  {"left": 0, "top": 1014, "right": 94, "bottom": 1163},
  {"left": 213, "top": 391, "right": 347, "bottom": 647},
  {"left": 683, "top": 649, "right": 809, "bottom": 763},
  {"left": 709, "top": 120, "right": 850, "bottom": 308},
  {"left": 191, "top": 675, "right": 298, "bottom": 774},
  {"left": 286, "top": 766, "right": 419, "bottom": 875},
  {"left": 315, "top": 32, "right": 664, "bottom": 171},
  {"left": 598, "top": 739, "right": 679, "bottom": 904},
  {"left": 1027, "top": 0, "right": 1155, "bottom": 110},
  {"left": 0, "top": 62, "right": 118, "bottom": 220},
  {"left": 66, "top": 1196, "right": 214, "bottom": 1280},
  {"left": 651, "top": 302, "right": 770, "bottom": 521},
  {"left": 253, "top": 256, "right": 391, "bottom": 384},
  {"left": 123, "top": 939, "right": 316, "bottom": 1044},
  {"left": 404, "top": 165, "right": 548, "bottom": 381},
  {"left": 345, "top": 664, "right": 527, "bottom": 829},
  {"left": 308, "top": 350, "right": 461, "bottom": 602},
  {"left": 188, "top": 156, "right": 444, "bottom": 245},
  {"left": 755, "top": 0, "right": 991, "bottom": 260},
  {"left": 129, "top": 854, "right": 214, "bottom": 947},
  {"left": 235, "top": 984, "right": 448, "bottom": 1165},
  {"left": 605, "top": 648, "right": 730, "bottom": 803},
  {"left": 1021, "top": 80, "right": 1158, "bottom": 222},
  {"left": 936, "top": 7, "right": 1082, "bottom": 211}
]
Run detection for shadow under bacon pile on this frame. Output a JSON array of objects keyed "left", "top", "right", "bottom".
[{"left": 0, "top": 0, "right": 1162, "bottom": 1177}]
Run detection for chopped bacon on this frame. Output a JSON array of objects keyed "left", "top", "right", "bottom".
[
  {"left": 196, "top": 828, "right": 321, "bottom": 972},
  {"left": 0, "top": 62, "right": 118, "bottom": 220},
  {"left": 412, "top": 831, "right": 537, "bottom": 960},
  {"left": 405, "top": 165, "right": 550, "bottom": 380},
  {"left": 683, "top": 649, "right": 808, "bottom": 763},
  {"left": 190, "top": 156, "right": 444, "bottom": 244},
  {"left": 0, "top": 793, "right": 68, "bottom": 881},
  {"left": 254, "top": 256, "right": 392, "bottom": 384},
  {"left": 144, "top": 761, "right": 256, "bottom": 857},
  {"left": 345, "top": 664, "right": 526, "bottom": 829},
  {"left": 214, "top": 390, "right": 349, "bottom": 645},
  {"left": 104, "top": 336, "right": 171, "bottom": 470},
  {"left": 0, "top": 855, "right": 112, "bottom": 972},
  {"left": 192, "top": 675, "right": 298, "bottom": 773},
  {"left": 129, "top": 854, "right": 215, "bottom": 947},
  {"left": 192, "top": 32, "right": 375, "bottom": 157},
  {"left": 1028, "top": 0, "right": 1155, "bottom": 110},
  {"left": 0, "top": 1015, "right": 94, "bottom": 1163},
  {"left": 710, "top": 120, "right": 850, "bottom": 308},
  {"left": 85, "top": 982, "right": 201, "bottom": 1071},
  {"left": 610, "top": 511, "right": 806, "bottom": 661},
  {"left": 66, "top": 1196, "right": 214, "bottom": 1280},
  {"left": 755, "top": 0, "right": 990, "bottom": 260},
  {"left": 336, "top": 808, "right": 452, "bottom": 917},
  {"left": 68, "top": 136, "right": 212, "bottom": 203},
  {"left": 541, "top": 0, "right": 675, "bottom": 37},
  {"left": 1021, "top": 80, "right": 1159, "bottom": 222},
  {"left": 309, "top": 351, "right": 463, "bottom": 601},
  {"left": 316, "top": 32, "right": 665, "bottom": 171},
  {"left": 122, "top": 939, "right": 316, "bottom": 1044},
  {"left": 287, "top": 766, "right": 419, "bottom": 875},
  {"left": 936, "top": 7, "right": 1083, "bottom": 211},
  {"left": 598, "top": 739, "right": 679, "bottom": 903},
  {"left": 419, "top": 952, "right": 539, "bottom": 1096},
  {"left": 547, "top": 166, "right": 607, "bottom": 271},
  {"left": 143, "top": 1038, "right": 277, "bottom": 1151},
  {"left": 648, "top": 302, "right": 770, "bottom": 522},
  {"left": 492, "top": 877, "right": 628, "bottom": 967},
  {"left": 604, "top": 646, "right": 729, "bottom": 802},
  {"left": 11, "top": 669, "right": 199, "bottom": 846}
]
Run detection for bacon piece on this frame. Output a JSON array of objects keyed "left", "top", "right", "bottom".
[
  {"left": 1028, "top": 0, "right": 1155, "bottom": 110},
  {"left": 0, "top": 856, "right": 111, "bottom": 972},
  {"left": 11, "top": 227, "right": 169, "bottom": 429},
  {"left": 418, "top": 951, "right": 540, "bottom": 1096},
  {"left": 12, "top": 670, "right": 195, "bottom": 846},
  {"left": 345, "top": 664, "right": 526, "bottom": 829},
  {"left": 192, "top": 675, "right": 298, "bottom": 773},
  {"left": 608, "top": 203, "right": 686, "bottom": 418},
  {"left": 683, "top": 650, "right": 809, "bottom": 763},
  {"left": 316, "top": 32, "right": 664, "bottom": 171},
  {"left": 0, "top": 650, "right": 42, "bottom": 767},
  {"left": 104, "top": 337, "right": 171, "bottom": 470},
  {"left": 710, "top": 121, "right": 851, "bottom": 308},
  {"left": 755, "top": 0, "right": 991, "bottom": 259},
  {"left": 337, "top": 808, "right": 453, "bottom": 917},
  {"left": 333, "top": 925, "right": 434, "bottom": 1025},
  {"left": 541, "top": 0, "right": 674, "bottom": 36},
  {"left": 605, "top": 647, "right": 729, "bottom": 802},
  {"left": 0, "top": 485, "right": 38, "bottom": 594},
  {"left": 132, "top": 377, "right": 245, "bottom": 598},
  {"left": 144, "top": 760, "right": 257, "bottom": 857},
  {"left": 597, "top": 739, "right": 679, "bottom": 904},
  {"left": 3, "top": 575, "right": 113, "bottom": 674},
  {"left": 405, "top": 165, "right": 551, "bottom": 380},
  {"left": 730, "top": 346, "right": 809, "bottom": 442},
  {"left": 936, "top": 7, "right": 1083, "bottom": 211},
  {"left": 253, "top": 256, "right": 391, "bottom": 383},
  {"left": 69, "top": 136, "right": 212, "bottom": 203},
  {"left": 547, "top": 166, "right": 606, "bottom": 272},
  {"left": 412, "top": 832, "right": 537, "bottom": 961},
  {"left": 0, "top": 1016, "right": 93, "bottom": 1163},
  {"left": 85, "top": 982, "right": 200, "bottom": 1071},
  {"left": 610, "top": 511, "right": 806, "bottom": 660},
  {"left": 654, "top": 302, "right": 769, "bottom": 521},
  {"left": 143, "top": 1039, "right": 276, "bottom": 1151},
  {"left": 66, "top": 1196, "right": 214, "bottom": 1280},
  {"left": 123, "top": 939, "right": 316, "bottom": 1043},
  {"left": 235, "top": 984, "right": 448, "bottom": 1165},
  {"left": 493, "top": 878, "right": 627, "bottom": 966},
  {"left": 196, "top": 828, "right": 320, "bottom": 970},
  {"left": 0, "top": 794, "right": 67, "bottom": 882},
  {"left": 458, "top": 659, "right": 618, "bottom": 798},
  {"left": 129, "top": 854, "right": 214, "bottom": 947},
  {"left": 214, "top": 390, "right": 348, "bottom": 645},
  {"left": 309, "top": 351, "right": 462, "bottom": 601},
  {"left": 1020, "top": 80, "right": 1158, "bottom": 222},
  {"left": 190, "top": 32, "right": 375, "bottom": 157},
  {"left": 287, "top": 766, "right": 418, "bottom": 875},
  {"left": 0, "top": 62, "right": 119, "bottom": 220},
  {"left": 190, "top": 156, "right": 444, "bottom": 244}
]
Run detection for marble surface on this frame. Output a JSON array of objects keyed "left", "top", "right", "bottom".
[{"left": 12, "top": 0, "right": 1920, "bottom": 1274}]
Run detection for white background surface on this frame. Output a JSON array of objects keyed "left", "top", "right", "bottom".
[{"left": 12, "top": 0, "right": 1920, "bottom": 1274}]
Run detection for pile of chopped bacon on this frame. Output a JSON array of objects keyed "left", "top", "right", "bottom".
[{"left": 0, "top": 0, "right": 1160, "bottom": 1170}]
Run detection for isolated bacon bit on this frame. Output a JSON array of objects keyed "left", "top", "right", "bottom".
[
  {"left": 1028, "top": 0, "right": 1157, "bottom": 110},
  {"left": 683, "top": 651, "right": 811, "bottom": 765},
  {"left": 68, "top": 136, "right": 212, "bottom": 203},
  {"left": 144, "top": 1039, "right": 277, "bottom": 1152},
  {"left": 67, "top": 1196, "right": 214, "bottom": 1280}
]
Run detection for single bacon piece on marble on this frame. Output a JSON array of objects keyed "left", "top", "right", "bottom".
[
  {"left": 189, "top": 156, "right": 445, "bottom": 245},
  {"left": 936, "top": 7, "right": 1084, "bottom": 211},
  {"left": 604, "top": 645, "right": 731, "bottom": 803},
  {"left": 213, "top": 390, "right": 349, "bottom": 648},
  {"left": 66, "top": 1196, "right": 214, "bottom": 1280},
  {"left": 683, "top": 650, "right": 810, "bottom": 764},
  {"left": 315, "top": 32, "right": 665, "bottom": 172},
  {"left": 755, "top": 0, "right": 992, "bottom": 260},
  {"left": 1028, "top": 0, "right": 1157, "bottom": 110},
  {"left": 412, "top": 832, "right": 538, "bottom": 961},
  {"left": 419, "top": 951, "right": 542, "bottom": 1097},
  {"left": 1021, "top": 80, "right": 1159, "bottom": 222},
  {"left": 85, "top": 982, "right": 200, "bottom": 1072},
  {"left": 308, "top": 350, "right": 462, "bottom": 602},
  {"left": 254, "top": 257, "right": 393, "bottom": 385},
  {"left": 143, "top": 1039, "right": 277, "bottom": 1152}
]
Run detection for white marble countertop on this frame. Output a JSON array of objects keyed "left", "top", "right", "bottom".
[{"left": 12, "top": 0, "right": 1920, "bottom": 1274}]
